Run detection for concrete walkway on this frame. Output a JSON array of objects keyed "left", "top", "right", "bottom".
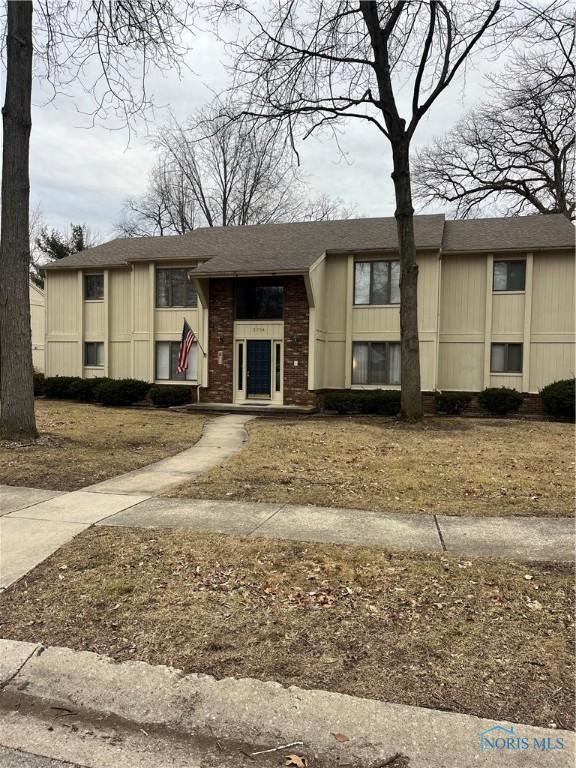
[
  {"left": 99, "top": 497, "right": 575, "bottom": 562},
  {"left": 0, "top": 415, "right": 253, "bottom": 588}
]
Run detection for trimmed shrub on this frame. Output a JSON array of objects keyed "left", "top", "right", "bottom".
[
  {"left": 323, "top": 390, "right": 401, "bottom": 416},
  {"left": 68, "top": 377, "right": 110, "bottom": 403},
  {"left": 42, "top": 376, "right": 79, "bottom": 399},
  {"left": 33, "top": 372, "right": 45, "bottom": 397},
  {"left": 148, "top": 384, "right": 193, "bottom": 408},
  {"left": 540, "top": 378, "right": 575, "bottom": 420},
  {"left": 478, "top": 387, "right": 524, "bottom": 416},
  {"left": 93, "top": 378, "right": 150, "bottom": 407},
  {"left": 434, "top": 391, "right": 473, "bottom": 415}
]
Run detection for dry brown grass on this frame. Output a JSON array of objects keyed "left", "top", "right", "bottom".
[
  {"left": 170, "top": 416, "right": 574, "bottom": 517},
  {"left": 0, "top": 400, "right": 206, "bottom": 491},
  {"left": 1, "top": 526, "right": 573, "bottom": 730}
]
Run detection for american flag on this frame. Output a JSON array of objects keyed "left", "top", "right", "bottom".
[{"left": 176, "top": 319, "right": 197, "bottom": 374}]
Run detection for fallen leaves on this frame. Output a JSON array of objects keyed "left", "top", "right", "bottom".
[
  {"left": 332, "top": 732, "right": 349, "bottom": 743},
  {"left": 285, "top": 755, "right": 307, "bottom": 767}
]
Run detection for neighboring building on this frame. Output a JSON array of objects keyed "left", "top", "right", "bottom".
[
  {"left": 30, "top": 282, "right": 45, "bottom": 372},
  {"left": 43, "top": 214, "right": 575, "bottom": 408}
]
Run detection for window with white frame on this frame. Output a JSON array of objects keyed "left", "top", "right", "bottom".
[
  {"left": 155, "top": 341, "right": 197, "bottom": 381},
  {"left": 352, "top": 341, "right": 401, "bottom": 385},
  {"left": 490, "top": 343, "right": 523, "bottom": 373},
  {"left": 493, "top": 260, "right": 526, "bottom": 291},
  {"left": 354, "top": 260, "right": 400, "bottom": 305},
  {"left": 155, "top": 269, "right": 198, "bottom": 308},
  {"left": 84, "top": 274, "right": 104, "bottom": 301},
  {"left": 84, "top": 342, "right": 104, "bottom": 367}
]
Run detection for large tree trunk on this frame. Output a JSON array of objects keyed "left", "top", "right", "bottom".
[
  {"left": 0, "top": 0, "right": 37, "bottom": 439},
  {"left": 391, "top": 137, "right": 423, "bottom": 421}
]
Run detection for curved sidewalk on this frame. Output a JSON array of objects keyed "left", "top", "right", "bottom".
[{"left": 0, "top": 415, "right": 254, "bottom": 588}]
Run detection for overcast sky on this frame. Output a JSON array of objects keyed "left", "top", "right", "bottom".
[{"left": 21, "top": 10, "right": 499, "bottom": 242}]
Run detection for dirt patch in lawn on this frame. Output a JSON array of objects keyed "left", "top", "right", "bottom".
[
  {"left": 169, "top": 416, "right": 574, "bottom": 517},
  {"left": 1, "top": 526, "right": 573, "bottom": 729},
  {"left": 0, "top": 400, "right": 206, "bottom": 491}
]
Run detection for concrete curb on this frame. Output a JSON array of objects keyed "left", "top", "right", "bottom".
[{"left": 0, "top": 639, "right": 572, "bottom": 767}]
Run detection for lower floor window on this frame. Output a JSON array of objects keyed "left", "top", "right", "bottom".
[
  {"left": 84, "top": 342, "right": 104, "bottom": 367},
  {"left": 491, "top": 343, "right": 523, "bottom": 373},
  {"left": 156, "top": 341, "right": 197, "bottom": 381},
  {"left": 352, "top": 341, "right": 400, "bottom": 385}
]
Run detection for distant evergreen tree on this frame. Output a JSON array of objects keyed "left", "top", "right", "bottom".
[{"left": 31, "top": 224, "right": 95, "bottom": 287}]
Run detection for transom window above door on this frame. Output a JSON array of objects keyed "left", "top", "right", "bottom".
[
  {"left": 235, "top": 278, "right": 284, "bottom": 320},
  {"left": 354, "top": 260, "right": 400, "bottom": 305},
  {"left": 493, "top": 260, "right": 526, "bottom": 291},
  {"left": 156, "top": 268, "right": 198, "bottom": 308},
  {"left": 353, "top": 341, "right": 401, "bottom": 385}
]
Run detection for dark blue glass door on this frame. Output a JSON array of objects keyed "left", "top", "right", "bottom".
[{"left": 246, "top": 340, "right": 272, "bottom": 398}]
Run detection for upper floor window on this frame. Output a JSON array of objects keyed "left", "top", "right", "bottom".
[
  {"left": 235, "top": 278, "right": 284, "bottom": 320},
  {"left": 353, "top": 341, "right": 400, "bottom": 385},
  {"left": 490, "top": 343, "right": 523, "bottom": 373},
  {"left": 354, "top": 260, "right": 400, "bottom": 305},
  {"left": 493, "top": 260, "right": 525, "bottom": 292},
  {"left": 156, "top": 268, "right": 198, "bottom": 308},
  {"left": 84, "top": 274, "right": 104, "bottom": 301}
]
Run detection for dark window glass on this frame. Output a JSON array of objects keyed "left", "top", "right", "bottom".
[
  {"left": 490, "top": 343, "right": 523, "bottom": 373},
  {"left": 235, "top": 279, "right": 284, "bottom": 320},
  {"left": 155, "top": 269, "right": 198, "bottom": 308},
  {"left": 352, "top": 341, "right": 401, "bottom": 384},
  {"left": 493, "top": 261, "right": 526, "bottom": 291},
  {"left": 84, "top": 342, "right": 104, "bottom": 366},
  {"left": 275, "top": 343, "right": 281, "bottom": 392},
  {"left": 84, "top": 274, "right": 104, "bottom": 300},
  {"left": 354, "top": 261, "right": 400, "bottom": 305},
  {"left": 238, "top": 343, "right": 244, "bottom": 390}
]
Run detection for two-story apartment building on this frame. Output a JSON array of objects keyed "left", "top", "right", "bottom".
[{"left": 43, "top": 214, "right": 575, "bottom": 408}]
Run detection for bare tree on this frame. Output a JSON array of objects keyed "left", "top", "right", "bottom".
[
  {"left": 414, "top": 4, "right": 575, "bottom": 219},
  {"left": 0, "top": 0, "right": 194, "bottom": 439},
  {"left": 413, "top": 74, "right": 575, "bottom": 219},
  {"left": 215, "top": 1, "right": 502, "bottom": 420},
  {"left": 117, "top": 103, "right": 353, "bottom": 236}
]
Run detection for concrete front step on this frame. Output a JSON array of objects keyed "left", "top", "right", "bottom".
[{"left": 177, "top": 402, "right": 317, "bottom": 415}]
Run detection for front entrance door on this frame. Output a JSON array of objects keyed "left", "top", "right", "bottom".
[{"left": 246, "top": 340, "right": 272, "bottom": 398}]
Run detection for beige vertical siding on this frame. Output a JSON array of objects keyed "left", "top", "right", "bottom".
[
  {"left": 83, "top": 301, "right": 105, "bottom": 339},
  {"left": 437, "top": 342, "right": 484, "bottom": 391},
  {"left": 29, "top": 284, "right": 45, "bottom": 372},
  {"left": 529, "top": 343, "right": 575, "bottom": 389},
  {"left": 491, "top": 293, "right": 525, "bottom": 336},
  {"left": 531, "top": 252, "right": 574, "bottom": 334}
]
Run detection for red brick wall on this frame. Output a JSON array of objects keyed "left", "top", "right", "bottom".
[
  {"left": 200, "top": 279, "right": 234, "bottom": 404},
  {"left": 283, "top": 276, "right": 315, "bottom": 406}
]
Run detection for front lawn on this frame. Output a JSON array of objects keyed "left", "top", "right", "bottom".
[
  {"left": 0, "top": 526, "right": 573, "bottom": 729},
  {"left": 169, "top": 416, "right": 574, "bottom": 517},
  {"left": 0, "top": 400, "right": 206, "bottom": 491}
]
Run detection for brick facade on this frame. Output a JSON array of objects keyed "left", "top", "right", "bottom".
[
  {"left": 200, "top": 276, "right": 314, "bottom": 406},
  {"left": 200, "top": 279, "right": 234, "bottom": 404},
  {"left": 282, "top": 276, "right": 315, "bottom": 406}
]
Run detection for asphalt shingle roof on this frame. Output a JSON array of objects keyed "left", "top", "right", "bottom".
[{"left": 44, "top": 213, "right": 574, "bottom": 274}]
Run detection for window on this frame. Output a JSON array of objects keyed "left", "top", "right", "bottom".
[
  {"left": 156, "top": 341, "right": 197, "bottom": 381},
  {"left": 235, "top": 278, "right": 284, "bottom": 320},
  {"left": 493, "top": 260, "right": 526, "bottom": 291},
  {"left": 84, "top": 274, "right": 104, "bottom": 300},
  {"left": 352, "top": 342, "right": 401, "bottom": 385},
  {"left": 490, "top": 343, "right": 523, "bottom": 373},
  {"left": 354, "top": 261, "right": 400, "bottom": 305},
  {"left": 275, "top": 343, "right": 281, "bottom": 392},
  {"left": 84, "top": 342, "right": 104, "bottom": 367},
  {"left": 155, "top": 269, "right": 198, "bottom": 308},
  {"left": 237, "top": 343, "right": 244, "bottom": 390}
]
